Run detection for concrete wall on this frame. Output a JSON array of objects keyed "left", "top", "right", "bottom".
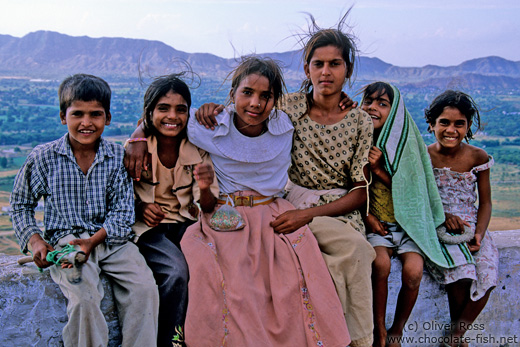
[
  {"left": 385, "top": 230, "right": 520, "bottom": 347},
  {"left": 0, "top": 230, "right": 519, "bottom": 346}
]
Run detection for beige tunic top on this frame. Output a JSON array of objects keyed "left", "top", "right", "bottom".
[
  {"left": 129, "top": 135, "right": 219, "bottom": 236},
  {"left": 280, "top": 92, "right": 373, "bottom": 190},
  {"left": 280, "top": 92, "right": 373, "bottom": 231}
]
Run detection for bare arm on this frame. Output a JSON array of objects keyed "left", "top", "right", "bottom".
[
  {"left": 470, "top": 167, "right": 492, "bottom": 252},
  {"left": 123, "top": 123, "right": 149, "bottom": 180},
  {"left": 193, "top": 163, "right": 217, "bottom": 213},
  {"left": 368, "top": 146, "right": 391, "bottom": 188},
  {"left": 193, "top": 98, "right": 355, "bottom": 130}
]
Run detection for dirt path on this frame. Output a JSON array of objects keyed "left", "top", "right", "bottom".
[
  {"left": 0, "top": 170, "right": 18, "bottom": 178},
  {"left": 489, "top": 216, "right": 520, "bottom": 231}
]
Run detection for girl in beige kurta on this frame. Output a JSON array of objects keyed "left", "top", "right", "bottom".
[
  {"left": 269, "top": 16, "right": 376, "bottom": 347},
  {"left": 276, "top": 92, "right": 376, "bottom": 347}
]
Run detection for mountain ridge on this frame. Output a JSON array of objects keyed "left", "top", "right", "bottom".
[{"left": 1, "top": 31, "right": 520, "bottom": 88}]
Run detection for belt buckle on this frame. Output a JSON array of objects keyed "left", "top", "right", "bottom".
[{"left": 234, "top": 195, "right": 252, "bottom": 207}]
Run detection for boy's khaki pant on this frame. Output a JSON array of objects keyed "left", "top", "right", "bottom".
[
  {"left": 50, "top": 233, "right": 159, "bottom": 347},
  {"left": 309, "top": 216, "right": 377, "bottom": 347}
]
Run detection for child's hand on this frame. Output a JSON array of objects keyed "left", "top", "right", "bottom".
[
  {"left": 124, "top": 143, "right": 149, "bottom": 180},
  {"left": 193, "top": 163, "right": 215, "bottom": 190},
  {"left": 365, "top": 213, "right": 388, "bottom": 236},
  {"left": 271, "top": 209, "right": 313, "bottom": 234},
  {"left": 368, "top": 146, "right": 384, "bottom": 174},
  {"left": 195, "top": 103, "right": 223, "bottom": 130},
  {"left": 67, "top": 238, "right": 95, "bottom": 268},
  {"left": 444, "top": 213, "right": 470, "bottom": 234},
  {"left": 339, "top": 92, "right": 358, "bottom": 111},
  {"left": 28, "top": 234, "right": 54, "bottom": 268},
  {"left": 468, "top": 233, "right": 482, "bottom": 252},
  {"left": 138, "top": 202, "right": 166, "bottom": 228}
]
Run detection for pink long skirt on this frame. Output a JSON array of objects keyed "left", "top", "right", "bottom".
[{"left": 181, "top": 193, "right": 350, "bottom": 347}]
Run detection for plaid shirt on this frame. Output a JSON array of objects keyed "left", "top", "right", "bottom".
[{"left": 10, "top": 134, "right": 135, "bottom": 253}]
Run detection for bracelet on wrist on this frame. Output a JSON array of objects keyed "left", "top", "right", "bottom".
[{"left": 127, "top": 138, "right": 147, "bottom": 143}]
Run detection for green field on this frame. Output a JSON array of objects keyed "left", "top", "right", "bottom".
[{"left": 1, "top": 160, "right": 519, "bottom": 256}]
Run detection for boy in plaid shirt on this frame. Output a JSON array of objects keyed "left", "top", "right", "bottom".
[{"left": 10, "top": 74, "right": 159, "bottom": 347}]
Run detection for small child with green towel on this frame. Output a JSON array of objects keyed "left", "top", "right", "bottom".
[{"left": 361, "top": 82, "right": 462, "bottom": 347}]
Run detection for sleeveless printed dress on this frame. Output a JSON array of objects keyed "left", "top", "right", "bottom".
[{"left": 428, "top": 157, "right": 499, "bottom": 301}]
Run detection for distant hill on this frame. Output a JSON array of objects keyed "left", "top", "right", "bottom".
[
  {"left": 1, "top": 31, "right": 520, "bottom": 89},
  {"left": 402, "top": 73, "right": 520, "bottom": 91}
]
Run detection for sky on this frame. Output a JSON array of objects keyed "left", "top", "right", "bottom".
[{"left": 0, "top": 0, "right": 519, "bottom": 67}]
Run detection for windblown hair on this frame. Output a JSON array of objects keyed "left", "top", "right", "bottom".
[
  {"left": 228, "top": 56, "right": 287, "bottom": 108},
  {"left": 298, "top": 10, "right": 358, "bottom": 94}
]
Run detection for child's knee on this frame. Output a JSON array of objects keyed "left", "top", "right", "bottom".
[
  {"left": 372, "top": 250, "right": 391, "bottom": 278},
  {"left": 401, "top": 264, "right": 423, "bottom": 289}
]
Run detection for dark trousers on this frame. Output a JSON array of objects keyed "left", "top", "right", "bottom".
[{"left": 136, "top": 222, "right": 192, "bottom": 347}]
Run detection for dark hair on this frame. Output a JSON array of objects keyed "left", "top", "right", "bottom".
[
  {"left": 141, "top": 74, "right": 191, "bottom": 135},
  {"left": 299, "top": 10, "right": 358, "bottom": 94},
  {"left": 58, "top": 74, "right": 111, "bottom": 114},
  {"left": 425, "top": 90, "right": 481, "bottom": 141},
  {"left": 362, "top": 82, "right": 394, "bottom": 105},
  {"left": 228, "top": 56, "right": 286, "bottom": 107}
]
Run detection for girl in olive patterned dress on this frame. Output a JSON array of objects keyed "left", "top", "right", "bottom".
[{"left": 271, "top": 15, "right": 376, "bottom": 347}]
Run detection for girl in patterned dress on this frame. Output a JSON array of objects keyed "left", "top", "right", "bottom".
[
  {"left": 272, "top": 15, "right": 376, "bottom": 347},
  {"left": 425, "top": 90, "right": 499, "bottom": 347}
]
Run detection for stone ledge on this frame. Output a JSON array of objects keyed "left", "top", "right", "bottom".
[
  {"left": 0, "top": 256, "right": 122, "bottom": 347},
  {"left": 0, "top": 230, "right": 518, "bottom": 346},
  {"left": 385, "top": 230, "right": 520, "bottom": 347}
]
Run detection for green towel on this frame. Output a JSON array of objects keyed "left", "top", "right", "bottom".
[{"left": 375, "top": 84, "right": 469, "bottom": 268}]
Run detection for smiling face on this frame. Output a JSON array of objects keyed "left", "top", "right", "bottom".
[
  {"left": 151, "top": 90, "right": 188, "bottom": 138},
  {"left": 60, "top": 100, "right": 111, "bottom": 151},
  {"left": 361, "top": 91, "right": 392, "bottom": 131},
  {"left": 430, "top": 106, "right": 471, "bottom": 149},
  {"left": 304, "top": 45, "right": 347, "bottom": 97},
  {"left": 231, "top": 73, "right": 275, "bottom": 136}
]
